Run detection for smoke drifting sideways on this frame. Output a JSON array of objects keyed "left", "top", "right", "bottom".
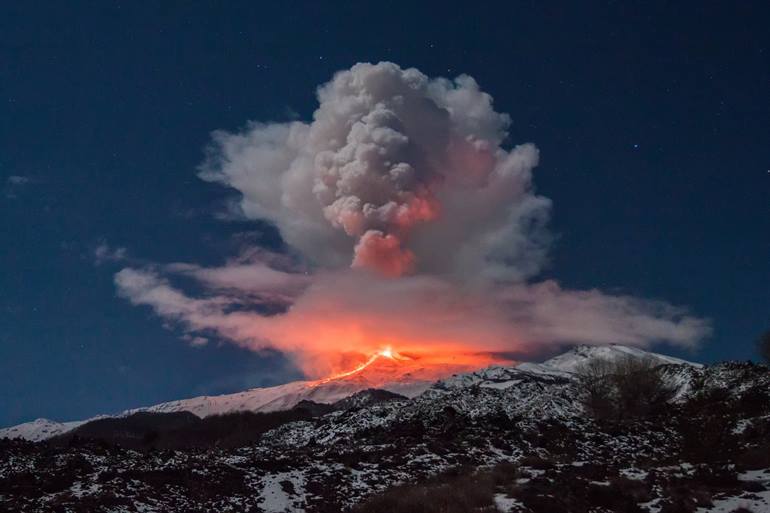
[{"left": 114, "top": 62, "right": 711, "bottom": 377}]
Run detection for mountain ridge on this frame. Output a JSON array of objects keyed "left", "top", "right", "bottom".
[
  {"left": 0, "top": 344, "right": 701, "bottom": 442},
  {"left": 1, "top": 345, "right": 769, "bottom": 512}
]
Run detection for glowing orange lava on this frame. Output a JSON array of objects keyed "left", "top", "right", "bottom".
[
  {"left": 313, "top": 348, "right": 382, "bottom": 382},
  {"left": 313, "top": 346, "right": 417, "bottom": 385},
  {"left": 315, "top": 352, "right": 382, "bottom": 384},
  {"left": 309, "top": 345, "right": 508, "bottom": 388}
]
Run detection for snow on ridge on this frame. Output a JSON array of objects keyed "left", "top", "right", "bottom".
[
  {"left": 539, "top": 344, "right": 702, "bottom": 373},
  {"left": 0, "top": 344, "right": 703, "bottom": 442},
  {"left": 133, "top": 379, "right": 316, "bottom": 417},
  {"left": 0, "top": 374, "right": 434, "bottom": 442},
  {"left": 0, "top": 418, "right": 93, "bottom": 443},
  {"left": 134, "top": 369, "right": 433, "bottom": 419},
  {"left": 429, "top": 344, "right": 702, "bottom": 393}
]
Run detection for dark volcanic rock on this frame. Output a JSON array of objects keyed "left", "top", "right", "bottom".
[{"left": 1, "top": 355, "right": 769, "bottom": 512}]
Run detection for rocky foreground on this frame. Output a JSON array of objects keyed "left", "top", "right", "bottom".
[{"left": 1, "top": 346, "right": 769, "bottom": 512}]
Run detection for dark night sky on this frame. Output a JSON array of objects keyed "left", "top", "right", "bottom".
[{"left": 1, "top": 1, "right": 768, "bottom": 427}]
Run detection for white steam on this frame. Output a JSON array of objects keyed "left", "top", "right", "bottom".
[
  {"left": 115, "top": 62, "right": 710, "bottom": 370},
  {"left": 199, "top": 62, "right": 550, "bottom": 280}
]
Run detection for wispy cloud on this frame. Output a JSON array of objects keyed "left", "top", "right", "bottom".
[
  {"left": 4, "top": 175, "right": 37, "bottom": 199},
  {"left": 94, "top": 243, "right": 128, "bottom": 265},
  {"left": 7, "top": 175, "right": 31, "bottom": 186},
  {"left": 115, "top": 252, "right": 710, "bottom": 377}
]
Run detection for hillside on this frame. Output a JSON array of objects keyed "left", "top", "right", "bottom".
[
  {"left": 1, "top": 346, "right": 769, "bottom": 512},
  {"left": 0, "top": 351, "right": 483, "bottom": 443}
]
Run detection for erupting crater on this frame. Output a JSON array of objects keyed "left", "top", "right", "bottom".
[{"left": 311, "top": 346, "right": 506, "bottom": 391}]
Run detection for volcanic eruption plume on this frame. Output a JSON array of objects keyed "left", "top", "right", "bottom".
[{"left": 114, "top": 62, "right": 710, "bottom": 378}]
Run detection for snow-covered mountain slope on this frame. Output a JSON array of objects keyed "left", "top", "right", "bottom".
[
  {"left": 0, "top": 418, "right": 90, "bottom": 443},
  {"left": 133, "top": 354, "right": 467, "bottom": 417},
  {"left": 249, "top": 357, "right": 770, "bottom": 511},
  {"left": 0, "top": 352, "right": 473, "bottom": 441},
  {"left": 132, "top": 377, "right": 422, "bottom": 418},
  {"left": 0, "top": 344, "right": 701, "bottom": 442},
  {"left": 535, "top": 343, "right": 702, "bottom": 373},
  {"left": 429, "top": 344, "right": 700, "bottom": 393},
  {"left": 2, "top": 345, "right": 769, "bottom": 513}
]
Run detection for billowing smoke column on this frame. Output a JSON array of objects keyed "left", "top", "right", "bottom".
[
  {"left": 114, "top": 62, "right": 711, "bottom": 377},
  {"left": 198, "top": 63, "right": 549, "bottom": 282}
]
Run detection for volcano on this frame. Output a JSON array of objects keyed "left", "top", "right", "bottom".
[
  {"left": 138, "top": 351, "right": 486, "bottom": 416},
  {"left": 0, "top": 344, "right": 702, "bottom": 442},
  {"left": 4, "top": 345, "right": 769, "bottom": 513},
  {"left": 0, "top": 345, "right": 696, "bottom": 442},
  {"left": 0, "top": 350, "right": 487, "bottom": 441}
]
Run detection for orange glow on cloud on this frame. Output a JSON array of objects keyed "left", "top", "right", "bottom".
[
  {"left": 312, "top": 344, "right": 507, "bottom": 386},
  {"left": 114, "top": 262, "right": 710, "bottom": 384},
  {"left": 196, "top": 270, "right": 527, "bottom": 379}
]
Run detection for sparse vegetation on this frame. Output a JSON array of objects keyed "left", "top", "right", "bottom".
[
  {"left": 51, "top": 409, "right": 317, "bottom": 450},
  {"left": 576, "top": 355, "right": 675, "bottom": 422},
  {"left": 351, "top": 464, "right": 519, "bottom": 513},
  {"left": 3, "top": 352, "right": 769, "bottom": 512}
]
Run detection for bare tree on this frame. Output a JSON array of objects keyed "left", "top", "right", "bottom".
[
  {"left": 575, "top": 358, "right": 617, "bottom": 420},
  {"left": 576, "top": 355, "right": 676, "bottom": 423},
  {"left": 612, "top": 356, "right": 676, "bottom": 420}
]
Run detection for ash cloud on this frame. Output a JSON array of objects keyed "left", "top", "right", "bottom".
[
  {"left": 198, "top": 62, "right": 549, "bottom": 281},
  {"left": 114, "top": 62, "right": 710, "bottom": 374}
]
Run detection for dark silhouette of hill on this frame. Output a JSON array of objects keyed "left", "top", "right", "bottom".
[
  {"left": 47, "top": 388, "right": 406, "bottom": 451},
  {"left": 50, "top": 409, "right": 315, "bottom": 450}
]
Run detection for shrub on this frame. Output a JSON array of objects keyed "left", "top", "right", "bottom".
[
  {"left": 352, "top": 466, "right": 499, "bottom": 513},
  {"left": 576, "top": 355, "right": 676, "bottom": 423},
  {"left": 735, "top": 443, "right": 770, "bottom": 470},
  {"left": 50, "top": 409, "right": 316, "bottom": 450},
  {"left": 607, "top": 476, "right": 652, "bottom": 503},
  {"left": 488, "top": 461, "right": 519, "bottom": 486},
  {"left": 518, "top": 454, "right": 555, "bottom": 470}
]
